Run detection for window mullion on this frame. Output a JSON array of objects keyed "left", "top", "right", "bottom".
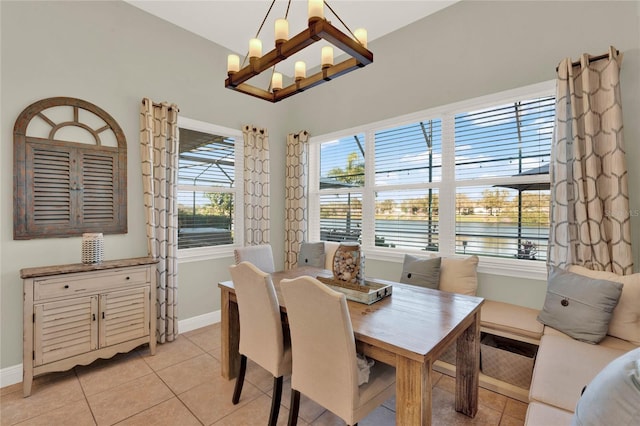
[
  {"left": 361, "top": 129, "right": 376, "bottom": 250},
  {"left": 438, "top": 113, "right": 456, "bottom": 256}
]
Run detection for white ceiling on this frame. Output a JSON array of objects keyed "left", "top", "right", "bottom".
[{"left": 126, "top": 1, "right": 457, "bottom": 77}]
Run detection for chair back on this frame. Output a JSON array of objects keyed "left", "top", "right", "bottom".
[
  {"left": 229, "top": 262, "right": 285, "bottom": 376},
  {"left": 280, "top": 276, "right": 359, "bottom": 418},
  {"left": 234, "top": 244, "right": 276, "bottom": 273}
]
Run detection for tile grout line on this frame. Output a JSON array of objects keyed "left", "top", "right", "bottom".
[{"left": 74, "top": 366, "right": 99, "bottom": 426}]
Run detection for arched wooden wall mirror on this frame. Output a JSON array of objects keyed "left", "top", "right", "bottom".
[{"left": 14, "top": 97, "right": 127, "bottom": 239}]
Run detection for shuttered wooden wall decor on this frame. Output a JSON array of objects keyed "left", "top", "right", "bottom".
[{"left": 14, "top": 97, "right": 127, "bottom": 239}]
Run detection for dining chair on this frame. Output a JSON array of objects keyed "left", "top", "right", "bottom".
[
  {"left": 234, "top": 244, "right": 276, "bottom": 273},
  {"left": 228, "top": 261, "right": 292, "bottom": 426},
  {"left": 280, "top": 276, "right": 396, "bottom": 426}
]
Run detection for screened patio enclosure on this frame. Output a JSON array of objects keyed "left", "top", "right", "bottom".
[{"left": 177, "top": 128, "right": 235, "bottom": 249}]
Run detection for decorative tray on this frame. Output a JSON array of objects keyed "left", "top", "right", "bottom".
[{"left": 316, "top": 276, "right": 392, "bottom": 305}]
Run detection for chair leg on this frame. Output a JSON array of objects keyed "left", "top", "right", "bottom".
[
  {"left": 232, "top": 354, "right": 247, "bottom": 404},
  {"left": 287, "top": 389, "right": 301, "bottom": 426},
  {"left": 268, "top": 376, "right": 283, "bottom": 426}
]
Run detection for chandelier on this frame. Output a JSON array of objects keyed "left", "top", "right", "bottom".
[{"left": 225, "top": 0, "right": 373, "bottom": 103}]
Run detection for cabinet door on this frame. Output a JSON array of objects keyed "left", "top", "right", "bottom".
[
  {"left": 34, "top": 296, "right": 99, "bottom": 366},
  {"left": 99, "top": 287, "right": 150, "bottom": 348}
]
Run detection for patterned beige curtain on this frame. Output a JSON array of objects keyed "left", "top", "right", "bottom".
[
  {"left": 140, "top": 98, "right": 179, "bottom": 343},
  {"left": 548, "top": 47, "right": 633, "bottom": 274},
  {"left": 242, "top": 125, "right": 270, "bottom": 245},
  {"left": 285, "top": 131, "right": 310, "bottom": 269}
]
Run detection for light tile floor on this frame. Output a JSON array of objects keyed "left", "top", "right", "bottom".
[{"left": 1, "top": 323, "right": 527, "bottom": 425}]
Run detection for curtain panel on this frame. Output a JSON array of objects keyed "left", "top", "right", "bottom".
[
  {"left": 285, "top": 131, "right": 310, "bottom": 269},
  {"left": 140, "top": 98, "right": 179, "bottom": 343},
  {"left": 242, "top": 125, "right": 270, "bottom": 245},
  {"left": 548, "top": 47, "right": 633, "bottom": 274}
]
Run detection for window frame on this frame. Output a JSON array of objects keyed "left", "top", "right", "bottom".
[
  {"left": 176, "top": 117, "right": 244, "bottom": 263},
  {"left": 309, "top": 80, "right": 555, "bottom": 280}
]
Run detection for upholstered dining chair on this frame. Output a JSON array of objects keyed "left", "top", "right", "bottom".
[
  {"left": 280, "top": 276, "right": 396, "bottom": 426},
  {"left": 234, "top": 244, "right": 276, "bottom": 273},
  {"left": 228, "top": 261, "right": 292, "bottom": 426}
]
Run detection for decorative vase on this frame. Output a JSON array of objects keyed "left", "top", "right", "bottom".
[
  {"left": 82, "top": 233, "right": 104, "bottom": 264},
  {"left": 332, "top": 242, "right": 365, "bottom": 285}
]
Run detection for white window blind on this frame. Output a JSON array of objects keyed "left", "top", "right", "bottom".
[
  {"left": 311, "top": 82, "right": 555, "bottom": 275},
  {"left": 454, "top": 96, "right": 554, "bottom": 260}
]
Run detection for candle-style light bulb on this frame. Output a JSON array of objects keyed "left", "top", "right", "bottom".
[
  {"left": 275, "top": 18, "right": 289, "bottom": 45},
  {"left": 271, "top": 72, "right": 283, "bottom": 91},
  {"left": 354, "top": 28, "right": 368, "bottom": 49},
  {"left": 321, "top": 46, "right": 333, "bottom": 69},
  {"left": 308, "top": 0, "right": 324, "bottom": 23},
  {"left": 227, "top": 54, "right": 240, "bottom": 74},
  {"left": 294, "top": 61, "right": 306, "bottom": 81},
  {"left": 249, "top": 38, "right": 262, "bottom": 59}
]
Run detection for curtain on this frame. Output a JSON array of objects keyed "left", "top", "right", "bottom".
[
  {"left": 140, "top": 98, "right": 179, "bottom": 343},
  {"left": 285, "top": 131, "right": 310, "bottom": 269},
  {"left": 242, "top": 125, "right": 270, "bottom": 245},
  {"left": 548, "top": 46, "right": 633, "bottom": 274}
]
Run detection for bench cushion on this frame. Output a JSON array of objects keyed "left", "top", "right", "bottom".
[
  {"left": 481, "top": 300, "right": 544, "bottom": 341},
  {"left": 525, "top": 402, "right": 573, "bottom": 426},
  {"left": 324, "top": 242, "right": 340, "bottom": 270},
  {"left": 544, "top": 326, "right": 639, "bottom": 352},
  {"left": 439, "top": 255, "right": 479, "bottom": 296},
  {"left": 529, "top": 334, "right": 626, "bottom": 412}
]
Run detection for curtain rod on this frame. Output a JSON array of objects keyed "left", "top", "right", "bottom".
[{"left": 556, "top": 49, "right": 620, "bottom": 72}]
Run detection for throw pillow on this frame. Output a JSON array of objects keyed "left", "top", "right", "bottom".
[
  {"left": 572, "top": 347, "right": 640, "bottom": 426},
  {"left": 568, "top": 265, "right": 640, "bottom": 346},
  {"left": 298, "top": 242, "right": 326, "bottom": 268},
  {"left": 399, "top": 255, "right": 441, "bottom": 289},
  {"left": 439, "top": 255, "right": 479, "bottom": 296},
  {"left": 537, "top": 266, "right": 623, "bottom": 344}
]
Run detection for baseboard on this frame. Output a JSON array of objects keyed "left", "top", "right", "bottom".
[
  {"left": 178, "top": 310, "right": 221, "bottom": 333},
  {"left": 0, "top": 363, "right": 23, "bottom": 389},
  {"left": 0, "top": 310, "right": 222, "bottom": 389}
]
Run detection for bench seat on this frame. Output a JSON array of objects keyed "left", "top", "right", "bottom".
[
  {"left": 524, "top": 402, "right": 574, "bottom": 426},
  {"left": 480, "top": 299, "right": 544, "bottom": 343},
  {"left": 528, "top": 334, "right": 627, "bottom": 412}
]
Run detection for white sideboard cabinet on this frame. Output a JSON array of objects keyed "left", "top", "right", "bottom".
[{"left": 20, "top": 257, "right": 158, "bottom": 397}]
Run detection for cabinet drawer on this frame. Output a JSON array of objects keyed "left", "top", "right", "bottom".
[{"left": 34, "top": 267, "right": 150, "bottom": 300}]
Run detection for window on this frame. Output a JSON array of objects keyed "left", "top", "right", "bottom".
[
  {"left": 454, "top": 98, "right": 554, "bottom": 261},
  {"left": 309, "top": 81, "right": 555, "bottom": 277},
  {"left": 177, "top": 118, "right": 243, "bottom": 253},
  {"left": 318, "top": 133, "right": 364, "bottom": 243},
  {"left": 13, "top": 97, "right": 127, "bottom": 239}
]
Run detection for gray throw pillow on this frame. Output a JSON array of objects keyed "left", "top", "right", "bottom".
[
  {"left": 537, "top": 266, "right": 623, "bottom": 344},
  {"left": 298, "top": 242, "right": 326, "bottom": 268},
  {"left": 400, "top": 255, "right": 441, "bottom": 289},
  {"left": 572, "top": 347, "right": 640, "bottom": 426}
]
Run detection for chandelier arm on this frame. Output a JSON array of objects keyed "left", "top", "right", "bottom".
[
  {"left": 256, "top": 0, "right": 278, "bottom": 38},
  {"left": 324, "top": 1, "right": 358, "bottom": 42},
  {"left": 285, "top": 0, "right": 291, "bottom": 19}
]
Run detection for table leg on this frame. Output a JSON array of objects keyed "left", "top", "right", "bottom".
[
  {"left": 455, "top": 310, "right": 481, "bottom": 417},
  {"left": 396, "top": 356, "right": 431, "bottom": 426},
  {"left": 220, "top": 289, "right": 240, "bottom": 380}
]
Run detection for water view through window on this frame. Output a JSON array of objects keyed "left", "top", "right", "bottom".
[{"left": 317, "top": 94, "right": 554, "bottom": 261}]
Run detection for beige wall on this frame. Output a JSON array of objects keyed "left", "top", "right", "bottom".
[{"left": 1, "top": 0, "right": 639, "bottom": 372}]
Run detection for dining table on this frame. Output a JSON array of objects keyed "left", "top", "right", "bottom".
[{"left": 218, "top": 266, "right": 484, "bottom": 425}]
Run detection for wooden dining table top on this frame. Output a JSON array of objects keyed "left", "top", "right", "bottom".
[{"left": 219, "top": 266, "right": 485, "bottom": 363}]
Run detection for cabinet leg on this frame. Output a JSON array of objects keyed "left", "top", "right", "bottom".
[{"left": 23, "top": 372, "right": 33, "bottom": 398}]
